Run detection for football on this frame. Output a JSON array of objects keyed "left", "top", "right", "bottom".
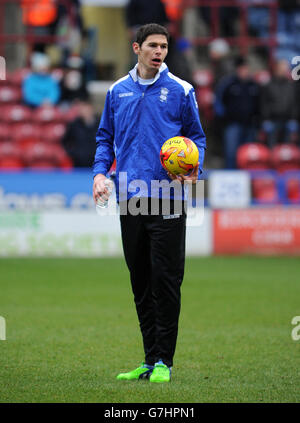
[{"left": 160, "top": 136, "right": 199, "bottom": 175}]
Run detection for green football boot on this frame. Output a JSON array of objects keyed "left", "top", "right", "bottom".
[
  {"left": 149, "top": 360, "right": 171, "bottom": 383},
  {"left": 116, "top": 363, "right": 154, "bottom": 380}
]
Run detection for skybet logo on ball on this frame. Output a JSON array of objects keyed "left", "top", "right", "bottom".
[{"left": 160, "top": 136, "right": 199, "bottom": 176}]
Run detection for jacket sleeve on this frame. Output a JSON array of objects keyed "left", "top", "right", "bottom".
[
  {"left": 181, "top": 88, "right": 206, "bottom": 175},
  {"left": 93, "top": 89, "right": 115, "bottom": 177}
]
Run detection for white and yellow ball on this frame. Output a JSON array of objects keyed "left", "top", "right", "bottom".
[{"left": 160, "top": 136, "right": 199, "bottom": 175}]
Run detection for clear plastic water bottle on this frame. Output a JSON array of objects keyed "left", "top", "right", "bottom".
[{"left": 96, "top": 178, "right": 114, "bottom": 211}]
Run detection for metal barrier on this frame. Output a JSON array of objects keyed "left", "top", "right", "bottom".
[
  {"left": 178, "top": 0, "right": 278, "bottom": 65},
  {"left": 0, "top": 0, "right": 74, "bottom": 58}
]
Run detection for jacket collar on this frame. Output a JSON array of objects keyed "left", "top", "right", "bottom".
[{"left": 129, "top": 62, "right": 168, "bottom": 84}]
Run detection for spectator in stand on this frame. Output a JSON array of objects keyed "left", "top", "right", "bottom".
[
  {"left": 22, "top": 52, "right": 60, "bottom": 107},
  {"left": 60, "top": 55, "right": 88, "bottom": 107},
  {"left": 260, "top": 59, "right": 298, "bottom": 147},
  {"left": 208, "top": 39, "right": 235, "bottom": 164},
  {"left": 214, "top": 56, "right": 260, "bottom": 169},
  {"left": 62, "top": 96, "right": 98, "bottom": 167},
  {"left": 21, "top": 0, "right": 58, "bottom": 52},
  {"left": 208, "top": 38, "right": 235, "bottom": 86},
  {"left": 55, "top": 0, "right": 85, "bottom": 67}
]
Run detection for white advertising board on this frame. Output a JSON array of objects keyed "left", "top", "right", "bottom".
[
  {"left": 0, "top": 209, "right": 212, "bottom": 257},
  {"left": 208, "top": 170, "right": 251, "bottom": 209}
]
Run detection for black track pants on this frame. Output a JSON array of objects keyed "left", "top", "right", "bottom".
[{"left": 119, "top": 199, "right": 186, "bottom": 368}]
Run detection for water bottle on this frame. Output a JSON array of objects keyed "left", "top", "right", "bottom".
[{"left": 96, "top": 178, "right": 114, "bottom": 211}]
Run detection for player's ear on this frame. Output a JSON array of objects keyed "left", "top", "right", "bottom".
[{"left": 132, "top": 42, "right": 140, "bottom": 55}]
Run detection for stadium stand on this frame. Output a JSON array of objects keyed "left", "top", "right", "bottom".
[
  {"left": 0, "top": 85, "right": 22, "bottom": 103},
  {"left": 33, "top": 104, "right": 65, "bottom": 124},
  {"left": 0, "top": 0, "right": 299, "bottom": 183},
  {"left": 2, "top": 104, "right": 33, "bottom": 123},
  {"left": 237, "top": 142, "right": 278, "bottom": 204},
  {"left": 236, "top": 142, "right": 271, "bottom": 170},
  {"left": 11, "top": 122, "right": 42, "bottom": 144},
  {"left": 0, "top": 142, "right": 24, "bottom": 169},
  {"left": 271, "top": 144, "right": 300, "bottom": 173},
  {"left": 0, "top": 123, "right": 12, "bottom": 142},
  {"left": 23, "top": 142, "right": 73, "bottom": 169}
]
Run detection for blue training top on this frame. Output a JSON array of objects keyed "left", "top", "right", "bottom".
[{"left": 93, "top": 63, "right": 206, "bottom": 201}]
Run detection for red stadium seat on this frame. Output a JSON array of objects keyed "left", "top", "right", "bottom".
[
  {"left": 193, "top": 68, "right": 214, "bottom": 87},
  {"left": 237, "top": 143, "right": 271, "bottom": 170},
  {"left": 0, "top": 157, "right": 24, "bottom": 169},
  {"left": 23, "top": 142, "right": 72, "bottom": 168},
  {"left": 29, "top": 161, "right": 57, "bottom": 170},
  {"left": 60, "top": 104, "right": 81, "bottom": 123},
  {"left": 196, "top": 86, "right": 214, "bottom": 108},
  {"left": 59, "top": 155, "right": 73, "bottom": 169},
  {"left": 2, "top": 104, "right": 33, "bottom": 123},
  {"left": 252, "top": 178, "right": 279, "bottom": 204},
  {"left": 0, "top": 85, "right": 22, "bottom": 103},
  {"left": 0, "top": 141, "right": 21, "bottom": 157},
  {"left": 0, "top": 123, "right": 12, "bottom": 141},
  {"left": 6, "top": 68, "right": 30, "bottom": 86},
  {"left": 11, "top": 122, "right": 42, "bottom": 144},
  {"left": 33, "top": 105, "right": 64, "bottom": 124},
  {"left": 271, "top": 144, "right": 300, "bottom": 173},
  {"left": 42, "top": 122, "right": 66, "bottom": 143},
  {"left": 196, "top": 86, "right": 214, "bottom": 122},
  {"left": 0, "top": 104, "right": 9, "bottom": 122},
  {"left": 0, "top": 141, "right": 24, "bottom": 169},
  {"left": 286, "top": 178, "right": 300, "bottom": 203}
]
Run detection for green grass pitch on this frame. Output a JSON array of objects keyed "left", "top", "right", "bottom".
[{"left": 0, "top": 256, "right": 300, "bottom": 403}]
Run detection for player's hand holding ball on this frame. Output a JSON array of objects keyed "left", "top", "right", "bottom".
[{"left": 160, "top": 136, "right": 199, "bottom": 184}]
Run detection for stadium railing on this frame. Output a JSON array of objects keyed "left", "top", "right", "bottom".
[{"left": 175, "top": 0, "right": 278, "bottom": 65}]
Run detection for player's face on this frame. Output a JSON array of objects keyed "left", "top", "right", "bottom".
[{"left": 133, "top": 34, "right": 168, "bottom": 75}]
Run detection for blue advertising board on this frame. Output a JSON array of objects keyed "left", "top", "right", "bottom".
[{"left": 0, "top": 170, "right": 95, "bottom": 210}]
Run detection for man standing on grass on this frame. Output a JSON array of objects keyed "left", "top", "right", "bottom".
[{"left": 93, "top": 23, "right": 206, "bottom": 383}]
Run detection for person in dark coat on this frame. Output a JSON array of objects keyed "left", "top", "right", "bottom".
[
  {"left": 214, "top": 56, "right": 260, "bottom": 168},
  {"left": 261, "top": 59, "right": 299, "bottom": 146},
  {"left": 62, "top": 98, "right": 98, "bottom": 167}
]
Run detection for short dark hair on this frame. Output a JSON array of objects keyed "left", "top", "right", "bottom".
[{"left": 135, "top": 23, "right": 169, "bottom": 46}]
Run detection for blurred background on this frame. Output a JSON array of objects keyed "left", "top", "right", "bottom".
[{"left": 0, "top": 0, "right": 300, "bottom": 256}]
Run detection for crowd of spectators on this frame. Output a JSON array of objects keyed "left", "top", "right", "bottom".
[
  {"left": 0, "top": 0, "right": 99, "bottom": 170},
  {"left": 1, "top": 0, "right": 300, "bottom": 175},
  {"left": 213, "top": 55, "right": 299, "bottom": 169}
]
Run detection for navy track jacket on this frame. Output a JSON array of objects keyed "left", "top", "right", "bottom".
[{"left": 93, "top": 63, "right": 206, "bottom": 201}]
